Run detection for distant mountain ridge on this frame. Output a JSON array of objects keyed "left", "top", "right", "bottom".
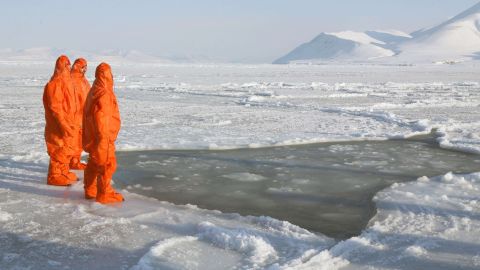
[
  {"left": 274, "top": 2, "right": 480, "bottom": 64},
  {"left": 0, "top": 47, "right": 172, "bottom": 63}
]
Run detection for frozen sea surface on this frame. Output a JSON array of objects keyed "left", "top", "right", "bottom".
[{"left": 1, "top": 63, "right": 480, "bottom": 269}]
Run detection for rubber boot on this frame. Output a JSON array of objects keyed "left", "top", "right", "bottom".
[
  {"left": 61, "top": 163, "right": 78, "bottom": 182},
  {"left": 66, "top": 172, "right": 78, "bottom": 181},
  {"left": 48, "top": 174, "right": 74, "bottom": 186},
  {"left": 96, "top": 176, "right": 124, "bottom": 204},
  {"left": 70, "top": 157, "right": 87, "bottom": 170},
  {"left": 47, "top": 160, "right": 76, "bottom": 186},
  {"left": 84, "top": 162, "right": 97, "bottom": 199}
]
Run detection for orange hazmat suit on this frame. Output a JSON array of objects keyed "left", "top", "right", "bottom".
[
  {"left": 70, "top": 58, "right": 90, "bottom": 170},
  {"left": 43, "top": 55, "right": 78, "bottom": 186},
  {"left": 83, "top": 62, "right": 124, "bottom": 203}
]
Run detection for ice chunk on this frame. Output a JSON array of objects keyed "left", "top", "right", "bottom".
[{"left": 222, "top": 172, "right": 267, "bottom": 182}]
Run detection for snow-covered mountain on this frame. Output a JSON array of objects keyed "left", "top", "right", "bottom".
[
  {"left": 0, "top": 47, "right": 64, "bottom": 62},
  {"left": 273, "top": 30, "right": 410, "bottom": 64},
  {"left": 0, "top": 47, "right": 172, "bottom": 64},
  {"left": 397, "top": 2, "right": 480, "bottom": 62},
  {"left": 275, "top": 2, "right": 480, "bottom": 64}
]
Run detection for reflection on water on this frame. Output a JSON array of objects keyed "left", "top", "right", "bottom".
[{"left": 115, "top": 136, "right": 480, "bottom": 239}]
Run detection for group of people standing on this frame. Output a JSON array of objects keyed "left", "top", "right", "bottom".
[{"left": 43, "top": 55, "right": 124, "bottom": 204}]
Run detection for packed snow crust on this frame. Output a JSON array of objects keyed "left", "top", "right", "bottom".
[{"left": 1, "top": 63, "right": 480, "bottom": 269}]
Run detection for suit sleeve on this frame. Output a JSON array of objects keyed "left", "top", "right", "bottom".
[
  {"left": 93, "top": 94, "right": 112, "bottom": 165},
  {"left": 46, "top": 82, "right": 71, "bottom": 135}
]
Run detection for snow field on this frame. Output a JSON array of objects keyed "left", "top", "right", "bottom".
[{"left": 1, "top": 63, "right": 480, "bottom": 269}]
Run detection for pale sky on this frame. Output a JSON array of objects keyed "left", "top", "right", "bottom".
[{"left": 1, "top": 0, "right": 478, "bottom": 63}]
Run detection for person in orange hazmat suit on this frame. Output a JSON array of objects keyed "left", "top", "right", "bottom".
[
  {"left": 69, "top": 58, "right": 90, "bottom": 170},
  {"left": 83, "top": 62, "right": 124, "bottom": 203},
  {"left": 43, "top": 55, "right": 78, "bottom": 186}
]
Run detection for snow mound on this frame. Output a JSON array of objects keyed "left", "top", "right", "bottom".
[
  {"left": 131, "top": 216, "right": 332, "bottom": 270},
  {"left": 131, "top": 236, "right": 201, "bottom": 270},
  {"left": 197, "top": 221, "right": 279, "bottom": 266}
]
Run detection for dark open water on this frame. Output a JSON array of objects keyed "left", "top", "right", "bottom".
[{"left": 115, "top": 136, "right": 480, "bottom": 239}]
